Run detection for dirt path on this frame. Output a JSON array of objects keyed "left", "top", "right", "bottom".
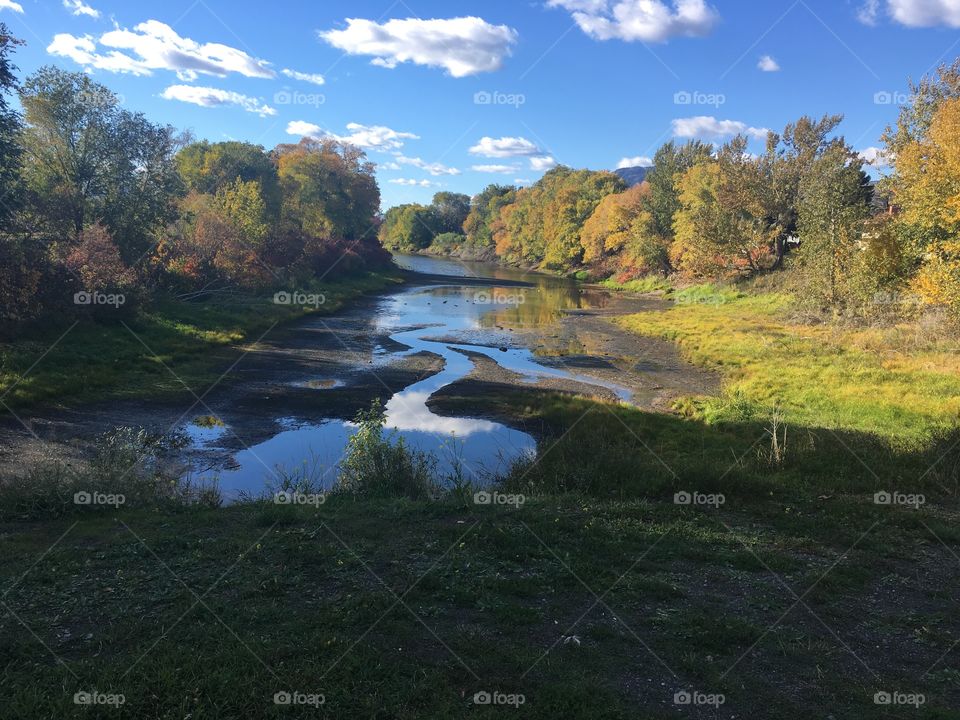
[{"left": 0, "top": 277, "right": 717, "bottom": 476}]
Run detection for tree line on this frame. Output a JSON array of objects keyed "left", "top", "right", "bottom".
[
  {"left": 384, "top": 62, "right": 960, "bottom": 321},
  {"left": 0, "top": 26, "right": 388, "bottom": 337}
]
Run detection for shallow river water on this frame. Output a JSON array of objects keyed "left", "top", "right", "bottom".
[{"left": 188, "top": 254, "right": 630, "bottom": 499}]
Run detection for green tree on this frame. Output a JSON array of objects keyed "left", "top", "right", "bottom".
[
  {"left": 0, "top": 23, "right": 23, "bottom": 227},
  {"left": 796, "top": 141, "right": 872, "bottom": 307},
  {"left": 19, "top": 67, "right": 180, "bottom": 260},
  {"left": 177, "top": 140, "right": 281, "bottom": 219},
  {"left": 429, "top": 192, "right": 471, "bottom": 235}
]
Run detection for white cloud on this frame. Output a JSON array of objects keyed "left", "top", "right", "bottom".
[
  {"left": 530, "top": 155, "right": 558, "bottom": 171},
  {"left": 857, "top": 0, "right": 881, "bottom": 24},
  {"left": 390, "top": 178, "right": 439, "bottom": 187},
  {"left": 379, "top": 161, "right": 402, "bottom": 170},
  {"left": 672, "top": 116, "right": 770, "bottom": 140},
  {"left": 547, "top": 0, "right": 720, "bottom": 42},
  {"left": 469, "top": 136, "right": 543, "bottom": 158},
  {"left": 161, "top": 85, "right": 276, "bottom": 116},
  {"left": 320, "top": 16, "right": 518, "bottom": 77},
  {"left": 858, "top": 0, "right": 960, "bottom": 27},
  {"left": 286, "top": 120, "right": 323, "bottom": 137},
  {"left": 758, "top": 55, "right": 780, "bottom": 72},
  {"left": 889, "top": 0, "right": 960, "bottom": 26},
  {"left": 285, "top": 121, "right": 419, "bottom": 152},
  {"left": 0, "top": 0, "right": 24, "bottom": 13},
  {"left": 48, "top": 20, "right": 274, "bottom": 80},
  {"left": 514, "top": 178, "right": 532, "bottom": 186},
  {"left": 617, "top": 156, "right": 654, "bottom": 168},
  {"left": 859, "top": 146, "right": 893, "bottom": 167},
  {"left": 395, "top": 155, "right": 461, "bottom": 176},
  {"left": 64, "top": 0, "right": 99, "bottom": 18},
  {"left": 472, "top": 164, "right": 519, "bottom": 173},
  {"left": 281, "top": 68, "right": 325, "bottom": 86}
]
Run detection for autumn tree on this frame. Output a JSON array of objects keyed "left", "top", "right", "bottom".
[
  {"left": 580, "top": 183, "right": 648, "bottom": 265},
  {"left": 892, "top": 96, "right": 960, "bottom": 313},
  {"left": 795, "top": 141, "right": 872, "bottom": 307},
  {"left": 463, "top": 184, "right": 515, "bottom": 250}
]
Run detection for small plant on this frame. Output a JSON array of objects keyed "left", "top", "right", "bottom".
[
  {"left": 336, "top": 400, "right": 438, "bottom": 499},
  {"left": 762, "top": 405, "right": 788, "bottom": 468}
]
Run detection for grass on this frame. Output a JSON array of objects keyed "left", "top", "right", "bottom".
[
  {"left": 1, "top": 486, "right": 957, "bottom": 719},
  {"left": 616, "top": 289, "right": 960, "bottom": 443},
  {"left": 600, "top": 275, "right": 672, "bottom": 294},
  {"left": 0, "top": 272, "right": 403, "bottom": 411}
]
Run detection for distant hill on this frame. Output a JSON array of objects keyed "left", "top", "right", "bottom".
[{"left": 613, "top": 166, "right": 650, "bottom": 187}]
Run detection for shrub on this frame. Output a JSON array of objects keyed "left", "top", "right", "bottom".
[{"left": 336, "top": 400, "right": 438, "bottom": 499}]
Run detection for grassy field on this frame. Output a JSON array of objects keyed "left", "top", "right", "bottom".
[
  {"left": 1, "top": 416, "right": 958, "bottom": 718},
  {"left": 615, "top": 288, "right": 960, "bottom": 444},
  {"left": 0, "top": 272, "right": 403, "bottom": 412},
  {"left": 2, "top": 279, "right": 959, "bottom": 718}
]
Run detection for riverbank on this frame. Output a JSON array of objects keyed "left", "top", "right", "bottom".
[{"left": 0, "top": 272, "right": 406, "bottom": 414}]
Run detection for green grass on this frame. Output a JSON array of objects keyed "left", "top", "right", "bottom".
[
  {"left": 616, "top": 290, "right": 960, "bottom": 443},
  {"left": 1, "top": 490, "right": 957, "bottom": 719},
  {"left": 0, "top": 272, "right": 403, "bottom": 411},
  {"left": 600, "top": 275, "right": 672, "bottom": 294}
]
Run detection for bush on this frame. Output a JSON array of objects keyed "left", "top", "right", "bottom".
[{"left": 336, "top": 401, "right": 438, "bottom": 499}]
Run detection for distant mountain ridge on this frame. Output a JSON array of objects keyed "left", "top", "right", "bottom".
[{"left": 613, "top": 166, "right": 650, "bottom": 187}]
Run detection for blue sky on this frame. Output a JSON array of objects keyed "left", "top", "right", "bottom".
[{"left": 1, "top": 0, "right": 959, "bottom": 208}]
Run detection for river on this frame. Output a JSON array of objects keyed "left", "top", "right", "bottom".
[{"left": 183, "top": 254, "right": 639, "bottom": 500}]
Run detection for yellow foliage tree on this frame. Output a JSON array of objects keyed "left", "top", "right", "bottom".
[{"left": 895, "top": 97, "right": 960, "bottom": 313}]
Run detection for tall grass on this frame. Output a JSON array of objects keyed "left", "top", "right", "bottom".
[{"left": 0, "top": 427, "right": 220, "bottom": 520}]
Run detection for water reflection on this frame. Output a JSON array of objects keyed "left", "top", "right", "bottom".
[{"left": 190, "top": 255, "right": 629, "bottom": 500}]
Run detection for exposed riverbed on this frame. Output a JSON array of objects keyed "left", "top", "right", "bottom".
[{"left": 0, "top": 255, "right": 718, "bottom": 500}]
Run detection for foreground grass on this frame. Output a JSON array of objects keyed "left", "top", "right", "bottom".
[
  {"left": 2, "top": 388, "right": 959, "bottom": 718},
  {"left": 0, "top": 272, "right": 403, "bottom": 411},
  {"left": 615, "top": 290, "right": 960, "bottom": 443},
  {"left": 1, "top": 490, "right": 958, "bottom": 719}
]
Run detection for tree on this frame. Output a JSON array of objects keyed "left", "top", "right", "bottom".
[
  {"left": 177, "top": 140, "right": 281, "bottom": 218},
  {"left": 429, "top": 192, "right": 471, "bottom": 235},
  {"left": 275, "top": 138, "right": 379, "bottom": 240},
  {"left": 463, "top": 184, "right": 515, "bottom": 249},
  {"left": 892, "top": 97, "right": 960, "bottom": 314},
  {"left": 580, "top": 184, "right": 648, "bottom": 265},
  {"left": 795, "top": 141, "right": 871, "bottom": 307},
  {"left": 0, "top": 23, "right": 23, "bottom": 227},
  {"left": 378, "top": 204, "right": 435, "bottom": 251},
  {"left": 217, "top": 178, "right": 268, "bottom": 247},
  {"left": 19, "top": 66, "right": 181, "bottom": 261}
]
